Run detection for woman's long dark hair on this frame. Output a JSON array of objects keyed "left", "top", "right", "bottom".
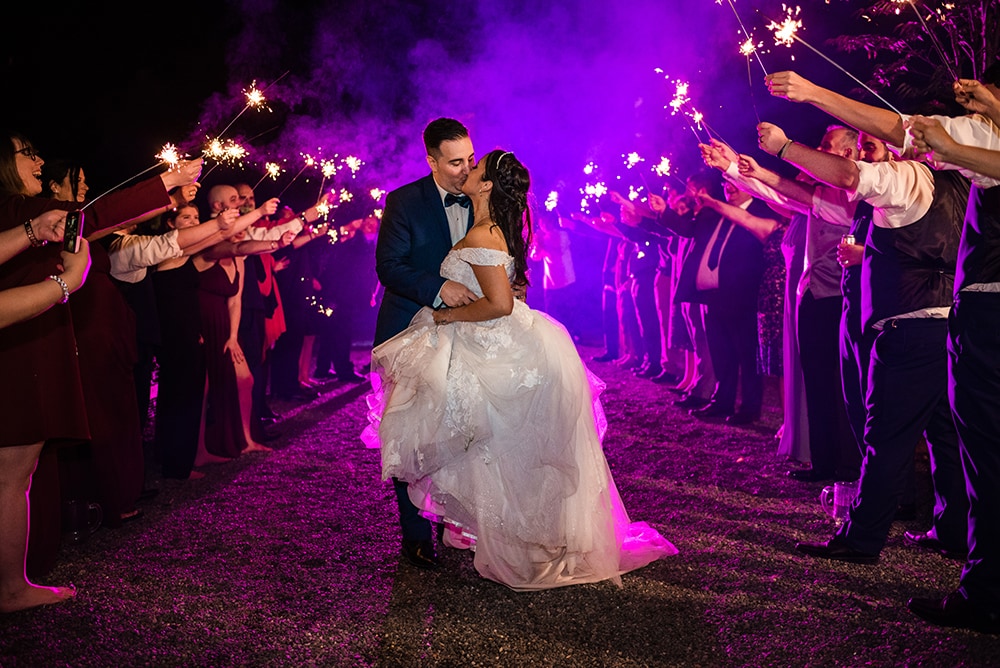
[
  {"left": 40, "top": 159, "right": 83, "bottom": 202},
  {"left": 481, "top": 149, "right": 532, "bottom": 287}
]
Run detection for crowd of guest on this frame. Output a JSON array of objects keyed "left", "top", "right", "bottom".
[
  {"left": 0, "top": 129, "right": 378, "bottom": 613},
  {"left": 551, "top": 63, "right": 1000, "bottom": 633},
  {"left": 4, "top": 60, "right": 1000, "bottom": 631}
]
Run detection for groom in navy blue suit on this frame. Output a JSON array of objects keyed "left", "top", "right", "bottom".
[{"left": 374, "top": 117, "right": 478, "bottom": 568}]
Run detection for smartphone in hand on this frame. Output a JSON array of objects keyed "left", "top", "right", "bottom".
[{"left": 64, "top": 211, "right": 84, "bottom": 253}]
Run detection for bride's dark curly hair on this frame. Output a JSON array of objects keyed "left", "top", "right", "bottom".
[{"left": 481, "top": 149, "right": 532, "bottom": 288}]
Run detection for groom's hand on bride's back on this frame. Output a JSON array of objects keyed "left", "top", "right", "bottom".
[{"left": 440, "top": 280, "right": 479, "bottom": 307}]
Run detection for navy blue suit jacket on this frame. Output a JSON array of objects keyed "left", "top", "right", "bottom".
[{"left": 374, "top": 174, "right": 470, "bottom": 345}]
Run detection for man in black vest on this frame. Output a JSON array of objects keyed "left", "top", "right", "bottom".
[
  {"left": 766, "top": 68, "right": 1000, "bottom": 632},
  {"left": 757, "top": 120, "right": 970, "bottom": 568}
]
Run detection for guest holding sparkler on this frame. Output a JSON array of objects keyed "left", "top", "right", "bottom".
[
  {"left": 0, "top": 129, "right": 200, "bottom": 610},
  {"left": 768, "top": 65, "right": 1000, "bottom": 633},
  {"left": 755, "top": 102, "right": 971, "bottom": 577},
  {"left": 192, "top": 196, "right": 285, "bottom": 463},
  {"left": 653, "top": 169, "right": 766, "bottom": 424}
]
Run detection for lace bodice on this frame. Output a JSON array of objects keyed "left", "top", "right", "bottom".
[{"left": 440, "top": 247, "right": 514, "bottom": 298}]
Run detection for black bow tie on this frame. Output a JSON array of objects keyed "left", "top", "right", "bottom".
[{"left": 444, "top": 193, "right": 471, "bottom": 208}]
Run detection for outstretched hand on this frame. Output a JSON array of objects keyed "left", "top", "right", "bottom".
[
  {"left": 737, "top": 154, "right": 765, "bottom": 180},
  {"left": 765, "top": 71, "right": 818, "bottom": 103},
  {"left": 757, "top": 122, "right": 790, "bottom": 156},
  {"left": 908, "top": 116, "right": 959, "bottom": 160},
  {"left": 953, "top": 79, "right": 1000, "bottom": 117}
]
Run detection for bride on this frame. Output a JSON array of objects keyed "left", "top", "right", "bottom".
[{"left": 363, "top": 149, "right": 676, "bottom": 590}]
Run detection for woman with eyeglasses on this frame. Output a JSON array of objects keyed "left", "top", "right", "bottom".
[{"left": 0, "top": 129, "right": 201, "bottom": 612}]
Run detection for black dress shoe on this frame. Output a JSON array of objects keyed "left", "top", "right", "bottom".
[
  {"left": 795, "top": 537, "right": 879, "bottom": 564},
  {"left": 691, "top": 402, "right": 733, "bottom": 419},
  {"left": 337, "top": 372, "right": 367, "bottom": 383},
  {"left": 313, "top": 369, "right": 334, "bottom": 379},
  {"left": 636, "top": 364, "right": 663, "bottom": 378},
  {"left": 401, "top": 539, "right": 440, "bottom": 569},
  {"left": 787, "top": 468, "right": 834, "bottom": 483},
  {"left": 903, "top": 530, "right": 966, "bottom": 561},
  {"left": 908, "top": 591, "right": 1000, "bottom": 634},
  {"left": 591, "top": 352, "right": 617, "bottom": 363},
  {"left": 674, "top": 395, "right": 709, "bottom": 410},
  {"left": 651, "top": 370, "right": 681, "bottom": 385},
  {"left": 725, "top": 411, "right": 759, "bottom": 426},
  {"left": 260, "top": 405, "right": 282, "bottom": 420},
  {"left": 138, "top": 488, "right": 159, "bottom": 502}
]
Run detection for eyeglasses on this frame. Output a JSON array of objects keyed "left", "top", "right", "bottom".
[{"left": 15, "top": 146, "right": 40, "bottom": 160}]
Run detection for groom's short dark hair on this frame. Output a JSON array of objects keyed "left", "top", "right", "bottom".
[{"left": 423, "top": 118, "right": 469, "bottom": 157}]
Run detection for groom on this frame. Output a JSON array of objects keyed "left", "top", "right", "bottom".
[{"left": 374, "top": 117, "right": 478, "bottom": 568}]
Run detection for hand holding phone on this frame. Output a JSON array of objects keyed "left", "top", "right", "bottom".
[{"left": 64, "top": 210, "right": 85, "bottom": 253}]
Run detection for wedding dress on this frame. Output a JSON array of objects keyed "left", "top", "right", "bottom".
[{"left": 363, "top": 247, "right": 676, "bottom": 590}]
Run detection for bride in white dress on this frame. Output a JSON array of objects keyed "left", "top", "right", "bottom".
[{"left": 363, "top": 149, "right": 676, "bottom": 590}]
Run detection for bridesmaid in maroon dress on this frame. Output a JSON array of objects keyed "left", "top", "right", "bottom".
[
  {"left": 192, "top": 214, "right": 284, "bottom": 464},
  {"left": 0, "top": 129, "right": 201, "bottom": 612}
]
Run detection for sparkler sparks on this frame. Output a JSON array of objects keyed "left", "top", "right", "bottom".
[
  {"left": 156, "top": 143, "right": 181, "bottom": 167},
  {"left": 545, "top": 191, "right": 559, "bottom": 212},
  {"left": 623, "top": 152, "right": 644, "bottom": 169},
  {"left": 369, "top": 187, "right": 386, "bottom": 201},
  {"left": 765, "top": 6, "right": 904, "bottom": 115},
  {"left": 252, "top": 161, "right": 285, "bottom": 190},
  {"left": 767, "top": 4, "right": 803, "bottom": 48},
  {"left": 653, "top": 156, "right": 671, "bottom": 177}
]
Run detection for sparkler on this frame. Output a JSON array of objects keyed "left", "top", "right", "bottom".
[
  {"left": 278, "top": 153, "right": 317, "bottom": 198},
  {"left": 200, "top": 137, "right": 250, "bottom": 179},
  {"left": 252, "top": 161, "right": 285, "bottom": 190},
  {"left": 724, "top": 0, "right": 768, "bottom": 76},
  {"left": 217, "top": 80, "right": 270, "bottom": 140},
  {"left": 765, "top": 5, "right": 903, "bottom": 115},
  {"left": 892, "top": 0, "right": 960, "bottom": 81},
  {"left": 318, "top": 158, "right": 338, "bottom": 199},
  {"left": 545, "top": 191, "right": 559, "bottom": 212},
  {"left": 82, "top": 146, "right": 189, "bottom": 211}
]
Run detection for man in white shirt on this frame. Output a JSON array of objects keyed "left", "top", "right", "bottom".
[{"left": 766, "top": 68, "right": 1000, "bottom": 633}]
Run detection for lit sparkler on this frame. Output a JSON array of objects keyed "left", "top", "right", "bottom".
[
  {"left": 82, "top": 145, "right": 194, "bottom": 211},
  {"left": 892, "top": 0, "right": 959, "bottom": 81},
  {"left": 217, "top": 80, "right": 271, "bottom": 139},
  {"left": 623, "top": 152, "right": 645, "bottom": 169},
  {"left": 545, "top": 191, "right": 559, "bottom": 212},
  {"left": 765, "top": 6, "right": 903, "bottom": 115},
  {"left": 724, "top": 0, "right": 768, "bottom": 76},
  {"left": 252, "top": 161, "right": 285, "bottom": 190},
  {"left": 369, "top": 187, "right": 386, "bottom": 201},
  {"left": 278, "top": 153, "right": 317, "bottom": 198},
  {"left": 342, "top": 155, "right": 364, "bottom": 176}
]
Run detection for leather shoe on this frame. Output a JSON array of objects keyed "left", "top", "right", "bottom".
[
  {"left": 690, "top": 402, "right": 733, "bottom": 419},
  {"left": 591, "top": 352, "right": 617, "bottom": 363},
  {"left": 908, "top": 591, "right": 1000, "bottom": 634},
  {"left": 903, "top": 530, "right": 966, "bottom": 561},
  {"left": 795, "top": 536, "right": 879, "bottom": 564},
  {"left": 674, "top": 395, "right": 709, "bottom": 410},
  {"left": 616, "top": 355, "right": 642, "bottom": 369},
  {"left": 337, "top": 372, "right": 367, "bottom": 383},
  {"left": 725, "top": 411, "right": 759, "bottom": 426},
  {"left": 635, "top": 364, "right": 663, "bottom": 378},
  {"left": 401, "top": 539, "right": 440, "bottom": 569},
  {"left": 787, "top": 468, "right": 833, "bottom": 483},
  {"left": 651, "top": 370, "right": 681, "bottom": 385}
]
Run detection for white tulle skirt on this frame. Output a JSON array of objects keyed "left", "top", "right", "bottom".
[{"left": 362, "top": 301, "right": 676, "bottom": 590}]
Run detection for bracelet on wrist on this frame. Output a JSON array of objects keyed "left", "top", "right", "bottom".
[
  {"left": 777, "top": 139, "right": 795, "bottom": 160},
  {"left": 24, "top": 219, "right": 46, "bottom": 247},
  {"left": 47, "top": 275, "right": 70, "bottom": 304}
]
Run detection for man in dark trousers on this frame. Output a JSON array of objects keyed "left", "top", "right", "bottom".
[{"left": 373, "top": 118, "right": 478, "bottom": 569}]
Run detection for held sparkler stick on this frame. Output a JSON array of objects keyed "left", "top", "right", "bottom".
[
  {"left": 765, "top": 6, "right": 903, "bottom": 116},
  {"left": 81, "top": 144, "right": 186, "bottom": 212}
]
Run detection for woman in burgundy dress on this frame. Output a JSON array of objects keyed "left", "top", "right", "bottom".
[{"left": 0, "top": 129, "right": 200, "bottom": 612}]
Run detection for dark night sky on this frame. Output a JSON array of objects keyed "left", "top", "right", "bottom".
[{"left": 1, "top": 1, "right": 956, "bottom": 215}]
